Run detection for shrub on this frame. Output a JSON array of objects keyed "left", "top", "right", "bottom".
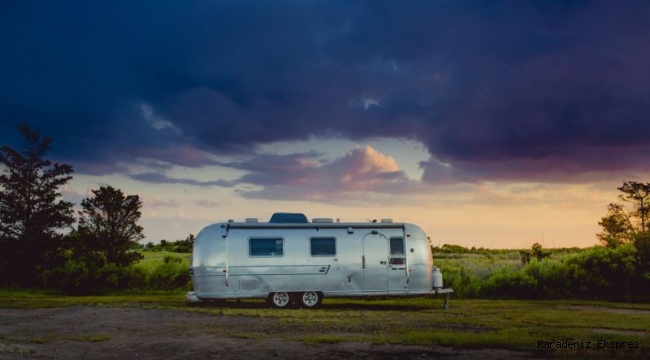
[
  {"left": 148, "top": 255, "right": 190, "bottom": 291},
  {"left": 441, "top": 245, "right": 646, "bottom": 300},
  {"left": 523, "top": 259, "right": 571, "bottom": 299},
  {"left": 440, "top": 264, "right": 483, "bottom": 298},
  {"left": 564, "top": 244, "right": 637, "bottom": 300},
  {"left": 43, "top": 260, "right": 91, "bottom": 295},
  {"left": 481, "top": 267, "right": 537, "bottom": 299},
  {"left": 43, "top": 260, "right": 148, "bottom": 295}
]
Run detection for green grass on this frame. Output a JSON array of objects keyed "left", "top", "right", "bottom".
[
  {"left": 134, "top": 252, "right": 190, "bottom": 273},
  {"left": 3, "top": 289, "right": 646, "bottom": 358},
  {"left": 301, "top": 334, "right": 348, "bottom": 345},
  {"left": 139, "top": 251, "right": 191, "bottom": 261},
  {"left": 0, "top": 288, "right": 187, "bottom": 309},
  {"left": 63, "top": 334, "right": 110, "bottom": 342},
  {"left": 433, "top": 249, "right": 581, "bottom": 279}
]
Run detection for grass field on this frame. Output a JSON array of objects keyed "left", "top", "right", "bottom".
[
  {"left": 134, "top": 251, "right": 191, "bottom": 273},
  {"left": 433, "top": 248, "right": 579, "bottom": 277},
  {"left": 1, "top": 289, "right": 648, "bottom": 359}
]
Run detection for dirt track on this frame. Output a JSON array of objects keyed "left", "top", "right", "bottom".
[{"left": 0, "top": 306, "right": 534, "bottom": 359}]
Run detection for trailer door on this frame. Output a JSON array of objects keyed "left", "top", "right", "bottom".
[
  {"left": 388, "top": 237, "right": 408, "bottom": 292},
  {"left": 362, "top": 232, "right": 389, "bottom": 293}
]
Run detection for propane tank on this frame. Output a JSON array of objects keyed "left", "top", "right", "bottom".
[{"left": 433, "top": 267, "right": 443, "bottom": 289}]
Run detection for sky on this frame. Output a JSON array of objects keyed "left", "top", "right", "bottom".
[{"left": 2, "top": 0, "right": 650, "bottom": 249}]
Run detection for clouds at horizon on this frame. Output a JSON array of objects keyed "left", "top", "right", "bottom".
[{"left": 2, "top": 0, "right": 650, "bottom": 191}]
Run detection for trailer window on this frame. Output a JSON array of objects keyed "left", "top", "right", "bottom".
[
  {"left": 249, "top": 238, "right": 284, "bottom": 257},
  {"left": 310, "top": 237, "right": 336, "bottom": 256},
  {"left": 390, "top": 237, "right": 405, "bottom": 255}
]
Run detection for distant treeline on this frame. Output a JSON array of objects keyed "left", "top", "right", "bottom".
[
  {"left": 141, "top": 234, "right": 194, "bottom": 253},
  {"left": 432, "top": 243, "right": 582, "bottom": 256}
]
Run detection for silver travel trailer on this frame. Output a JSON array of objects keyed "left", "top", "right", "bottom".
[{"left": 186, "top": 213, "right": 452, "bottom": 308}]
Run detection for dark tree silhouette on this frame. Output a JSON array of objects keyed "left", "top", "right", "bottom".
[
  {"left": 74, "top": 185, "right": 144, "bottom": 267},
  {"left": 597, "top": 181, "right": 650, "bottom": 283},
  {"left": 597, "top": 204, "right": 633, "bottom": 248},
  {"left": 617, "top": 181, "right": 650, "bottom": 233},
  {"left": 0, "top": 122, "right": 74, "bottom": 286}
]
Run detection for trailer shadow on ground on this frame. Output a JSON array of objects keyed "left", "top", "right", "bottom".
[{"left": 189, "top": 296, "right": 450, "bottom": 312}]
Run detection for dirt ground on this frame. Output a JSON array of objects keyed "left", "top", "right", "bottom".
[{"left": 0, "top": 306, "right": 535, "bottom": 359}]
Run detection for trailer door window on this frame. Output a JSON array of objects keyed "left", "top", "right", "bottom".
[
  {"left": 249, "top": 238, "right": 284, "bottom": 257},
  {"left": 310, "top": 237, "right": 336, "bottom": 256},
  {"left": 389, "top": 237, "right": 406, "bottom": 265},
  {"left": 390, "top": 237, "right": 405, "bottom": 255}
]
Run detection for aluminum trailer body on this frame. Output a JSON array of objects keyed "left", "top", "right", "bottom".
[{"left": 188, "top": 214, "right": 449, "bottom": 308}]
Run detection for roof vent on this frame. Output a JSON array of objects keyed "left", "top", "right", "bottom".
[
  {"left": 245, "top": 218, "right": 258, "bottom": 223},
  {"left": 312, "top": 218, "right": 334, "bottom": 223},
  {"left": 380, "top": 218, "right": 393, "bottom": 223}
]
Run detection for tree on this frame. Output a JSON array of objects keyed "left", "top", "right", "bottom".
[
  {"left": 519, "top": 243, "right": 551, "bottom": 264},
  {"left": 597, "top": 182, "right": 650, "bottom": 246},
  {"left": 597, "top": 204, "right": 634, "bottom": 248},
  {"left": 74, "top": 186, "right": 144, "bottom": 267},
  {"left": 531, "top": 243, "right": 551, "bottom": 261},
  {"left": 597, "top": 181, "right": 650, "bottom": 285},
  {"left": 617, "top": 181, "right": 650, "bottom": 233},
  {"left": 0, "top": 122, "right": 74, "bottom": 286}
]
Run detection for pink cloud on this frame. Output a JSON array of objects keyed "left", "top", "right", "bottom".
[
  {"left": 330, "top": 146, "right": 404, "bottom": 191},
  {"left": 235, "top": 145, "right": 418, "bottom": 201}
]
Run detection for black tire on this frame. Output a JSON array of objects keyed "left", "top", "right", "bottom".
[
  {"left": 268, "top": 292, "right": 292, "bottom": 309},
  {"left": 299, "top": 291, "right": 322, "bottom": 308}
]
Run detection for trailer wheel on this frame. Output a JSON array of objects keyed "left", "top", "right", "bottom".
[
  {"left": 268, "top": 292, "right": 292, "bottom": 309},
  {"left": 299, "top": 291, "right": 322, "bottom": 308}
]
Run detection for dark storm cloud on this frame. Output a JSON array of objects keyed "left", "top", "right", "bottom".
[
  {"left": 2, "top": 1, "right": 649, "bottom": 182},
  {"left": 218, "top": 151, "right": 323, "bottom": 187},
  {"left": 129, "top": 173, "right": 234, "bottom": 187}
]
